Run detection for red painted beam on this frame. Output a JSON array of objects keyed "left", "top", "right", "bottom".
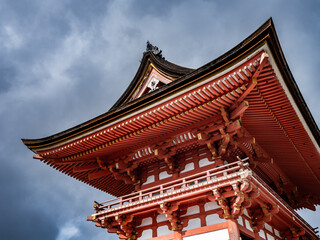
[
  {"left": 230, "top": 101, "right": 249, "bottom": 120},
  {"left": 88, "top": 170, "right": 109, "bottom": 181},
  {"left": 73, "top": 163, "right": 99, "bottom": 173}
]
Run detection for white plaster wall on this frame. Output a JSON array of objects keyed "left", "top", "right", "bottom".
[
  {"left": 245, "top": 219, "right": 253, "bottom": 232},
  {"left": 204, "top": 201, "right": 220, "bottom": 211},
  {"left": 137, "top": 217, "right": 152, "bottom": 227},
  {"left": 267, "top": 233, "right": 275, "bottom": 240},
  {"left": 180, "top": 162, "right": 195, "bottom": 173},
  {"left": 206, "top": 213, "right": 226, "bottom": 225},
  {"left": 265, "top": 223, "right": 273, "bottom": 232},
  {"left": 157, "top": 225, "right": 173, "bottom": 236},
  {"left": 199, "top": 158, "right": 212, "bottom": 167},
  {"left": 243, "top": 209, "right": 249, "bottom": 217},
  {"left": 143, "top": 175, "right": 155, "bottom": 185},
  {"left": 184, "top": 218, "right": 201, "bottom": 231},
  {"left": 159, "top": 171, "right": 171, "bottom": 180},
  {"left": 259, "top": 230, "right": 265, "bottom": 239},
  {"left": 274, "top": 229, "right": 280, "bottom": 238},
  {"left": 184, "top": 228, "right": 229, "bottom": 240},
  {"left": 156, "top": 214, "right": 167, "bottom": 223},
  {"left": 237, "top": 216, "right": 244, "bottom": 226},
  {"left": 138, "top": 229, "right": 152, "bottom": 240},
  {"left": 181, "top": 205, "right": 200, "bottom": 217}
]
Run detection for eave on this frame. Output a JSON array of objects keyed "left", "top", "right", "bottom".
[{"left": 22, "top": 18, "right": 319, "bottom": 151}]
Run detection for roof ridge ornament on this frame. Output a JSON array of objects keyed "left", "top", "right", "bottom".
[{"left": 146, "top": 41, "right": 164, "bottom": 59}]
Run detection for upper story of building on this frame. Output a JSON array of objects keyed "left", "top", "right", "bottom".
[{"left": 22, "top": 18, "right": 320, "bottom": 214}]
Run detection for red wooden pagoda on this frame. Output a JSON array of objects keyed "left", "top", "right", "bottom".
[{"left": 23, "top": 19, "right": 320, "bottom": 240}]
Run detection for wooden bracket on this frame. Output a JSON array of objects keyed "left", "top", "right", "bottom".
[
  {"left": 159, "top": 202, "right": 182, "bottom": 231},
  {"left": 115, "top": 214, "right": 137, "bottom": 240},
  {"left": 282, "top": 227, "right": 305, "bottom": 240},
  {"left": 248, "top": 201, "right": 278, "bottom": 233}
]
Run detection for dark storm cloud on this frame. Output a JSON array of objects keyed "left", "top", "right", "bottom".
[
  {"left": 1, "top": 0, "right": 319, "bottom": 239},
  {"left": 0, "top": 63, "right": 15, "bottom": 93},
  {"left": 0, "top": 161, "right": 58, "bottom": 240}
]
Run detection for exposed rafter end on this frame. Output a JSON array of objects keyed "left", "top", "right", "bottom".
[
  {"left": 33, "top": 154, "right": 43, "bottom": 160},
  {"left": 252, "top": 52, "right": 269, "bottom": 78}
]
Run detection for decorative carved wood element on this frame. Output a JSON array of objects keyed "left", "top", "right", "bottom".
[
  {"left": 247, "top": 202, "right": 279, "bottom": 233},
  {"left": 192, "top": 105, "right": 246, "bottom": 161},
  {"left": 96, "top": 157, "right": 107, "bottom": 170},
  {"left": 87, "top": 157, "right": 110, "bottom": 180},
  {"left": 159, "top": 201, "right": 182, "bottom": 231},
  {"left": 33, "top": 154, "right": 43, "bottom": 160},
  {"left": 282, "top": 227, "right": 306, "bottom": 240},
  {"left": 212, "top": 188, "right": 231, "bottom": 219},
  {"left": 98, "top": 218, "right": 118, "bottom": 232},
  {"left": 106, "top": 154, "right": 142, "bottom": 185},
  {"left": 89, "top": 214, "right": 120, "bottom": 234},
  {"left": 154, "top": 141, "right": 179, "bottom": 173},
  {"left": 89, "top": 212, "right": 142, "bottom": 240},
  {"left": 231, "top": 182, "right": 253, "bottom": 217},
  {"left": 207, "top": 163, "right": 260, "bottom": 221},
  {"left": 114, "top": 214, "right": 137, "bottom": 240},
  {"left": 230, "top": 101, "right": 249, "bottom": 120}
]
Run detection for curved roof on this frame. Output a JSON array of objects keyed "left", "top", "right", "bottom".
[
  {"left": 22, "top": 45, "right": 194, "bottom": 150},
  {"left": 22, "top": 19, "right": 319, "bottom": 150},
  {"left": 22, "top": 19, "right": 320, "bottom": 203},
  {"left": 110, "top": 47, "right": 194, "bottom": 110}
]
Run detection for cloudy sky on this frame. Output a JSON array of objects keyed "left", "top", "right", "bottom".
[{"left": 1, "top": 0, "right": 319, "bottom": 239}]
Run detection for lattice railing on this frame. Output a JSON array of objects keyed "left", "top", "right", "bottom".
[{"left": 92, "top": 159, "right": 249, "bottom": 217}]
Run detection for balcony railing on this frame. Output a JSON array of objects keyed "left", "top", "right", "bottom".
[
  {"left": 92, "top": 159, "right": 250, "bottom": 218},
  {"left": 89, "top": 158, "right": 318, "bottom": 238}
]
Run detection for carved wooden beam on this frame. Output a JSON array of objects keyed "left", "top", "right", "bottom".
[
  {"left": 154, "top": 140, "right": 180, "bottom": 173},
  {"left": 114, "top": 214, "right": 137, "bottom": 240},
  {"left": 247, "top": 201, "right": 279, "bottom": 233},
  {"left": 230, "top": 101, "right": 249, "bottom": 120},
  {"left": 282, "top": 227, "right": 306, "bottom": 240},
  {"left": 213, "top": 188, "right": 232, "bottom": 219},
  {"left": 208, "top": 170, "right": 260, "bottom": 221},
  {"left": 103, "top": 154, "right": 142, "bottom": 185},
  {"left": 231, "top": 52, "right": 269, "bottom": 110},
  {"left": 159, "top": 202, "right": 182, "bottom": 231},
  {"left": 192, "top": 105, "right": 247, "bottom": 160}
]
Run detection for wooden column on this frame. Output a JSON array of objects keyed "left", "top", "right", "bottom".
[
  {"left": 174, "top": 231, "right": 183, "bottom": 240},
  {"left": 227, "top": 220, "right": 240, "bottom": 240}
]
